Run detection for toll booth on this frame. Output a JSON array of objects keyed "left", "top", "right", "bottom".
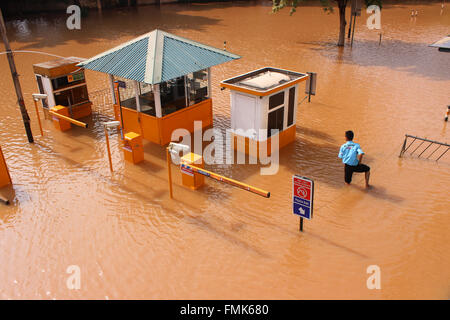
[
  {"left": 78, "top": 29, "right": 240, "bottom": 146},
  {"left": 33, "top": 57, "right": 92, "bottom": 120},
  {"left": 220, "top": 67, "right": 309, "bottom": 156}
]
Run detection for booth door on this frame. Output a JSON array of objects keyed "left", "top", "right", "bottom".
[
  {"left": 121, "top": 108, "right": 142, "bottom": 135},
  {"left": 233, "top": 93, "right": 257, "bottom": 138}
]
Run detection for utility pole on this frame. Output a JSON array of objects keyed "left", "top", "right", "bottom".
[{"left": 0, "top": 8, "right": 34, "bottom": 143}]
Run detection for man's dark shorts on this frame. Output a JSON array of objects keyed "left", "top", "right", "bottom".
[{"left": 345, "top": 163, "right": 370, "bottom": 184}]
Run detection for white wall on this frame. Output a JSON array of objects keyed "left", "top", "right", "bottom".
[
  {"left": 230, "top": 84, "right": 299, "bottom": 141},
  {"left": 42, "top": 77, "right": 55, "bottom": 108}
]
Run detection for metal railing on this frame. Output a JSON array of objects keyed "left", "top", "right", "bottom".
[
  {"left": 399, "top": 134, "right": 449, "bottom": 161},
  {"left": 89, "top": 88, "right": 114, "bottom": 115}
]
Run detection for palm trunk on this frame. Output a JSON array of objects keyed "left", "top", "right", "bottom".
[
  {"left": 338, "top": 3, "right": 347, "bottom": 46},
  {"left": 97, "top": 0, "right": 102, "bottom": 13}
]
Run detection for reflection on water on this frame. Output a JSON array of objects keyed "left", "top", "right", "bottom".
[{"left": 0, "top": 2, "right": 449, "bottom": 299}]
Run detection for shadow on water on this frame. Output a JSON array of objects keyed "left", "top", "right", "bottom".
[
  {"left": 298, "top": 38, "right": 450, "bottom": 81},
  {"left": 5, "top": 4, "right": 227, "bottom": 49},
  {"left": 307, "top": 231, "right": 369, "bottom": 259},
  {"left": 296, "top": 125, "right": 337, "bottom": 143}
]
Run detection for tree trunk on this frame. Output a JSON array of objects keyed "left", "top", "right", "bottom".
[{"left": 338, "top": 3, "right": 347, "bottom": 46}]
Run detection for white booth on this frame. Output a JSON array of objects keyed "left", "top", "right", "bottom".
[{"left": 220, "top": 67, "right": 309, "bottom": 156}]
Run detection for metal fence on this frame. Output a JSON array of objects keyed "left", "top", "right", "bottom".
[
  {"left": 399, "top": 134, "right": 449, "bottom": 161},
  {"left": 89, "top": 87, "right": 114, "bottom": 117}
]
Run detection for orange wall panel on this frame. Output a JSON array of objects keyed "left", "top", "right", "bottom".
[
  {"left": 71, "top": 102, "right": 92, "bottom": 119},
  {"left": 115, "top": 99, "right": 213, "bottom": 146},
  {"left": 233, "top": 125, "right": 296, "bottom": 157},
  {"left": 160, "top": 99, "right": 213, "bottom": 145},
  {"left": 140, "top": 113, "right": 161, "bottom": 144}
]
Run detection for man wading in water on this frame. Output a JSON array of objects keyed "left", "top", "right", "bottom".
[{"left": 338, "top": 130, "right": 371, "bottom": 188}]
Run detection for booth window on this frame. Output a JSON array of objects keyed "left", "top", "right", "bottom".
[
  {"left": 187, "top": 69, "right": 208, "bottom": 105},
  {"left": 138, "top": 82, "right": 155, "bottom": 115},
  {"left": 114, "top": 76, "right": 137, "bottom": 110},
  {"left": 269, "top": 92, "right": 284, "bottom": 110},
  {"left": 160, "top": 76, "right": 187, "bottom": 116},
  {"left": 54, "top": 85, "right": 89, "bottom": 107},
  {"left": 267, "top": 107, "right": 284, "bottom": 138},
  {"left": 51, "top": 72, "right": 85, "bottom": 91},
  {"left": 287, "top": 87, "right": 295, "bottom": 127}
]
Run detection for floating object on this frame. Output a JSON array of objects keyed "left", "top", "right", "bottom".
[
  {"left": 445, "top": 105, "right": 449, "bottom": 121},
  {"left": 0, "top": 145, "right": 12, "bottom": 189},
  {"left": 49, "top": 106, "right": 88, "bottom": 131},
  {"left": 78, "top": 29, "right": 240, "bottom": 146},
  {"left": 33, "top": 57, "right": 92, "bottom": 120},
  {"left": 220, "top": 67, "right": 309, "bottom": 157},
  {"left": 123, "top": 132, "right": 144, "bottom": 164}
]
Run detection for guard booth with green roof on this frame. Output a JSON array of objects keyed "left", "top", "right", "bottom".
[{"left": 78, "top": 29, "right": 240, "bottom": 145}]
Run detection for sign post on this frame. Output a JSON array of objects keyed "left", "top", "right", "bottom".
[
  {"left": 292, "top": 175, "right": 314, "bottom": 232},
  {"left": 305, "top": 72, "right": 317, "bottom": 103},
  {"left": 114, "top": 80, "right": 126, "bottom": 139}
]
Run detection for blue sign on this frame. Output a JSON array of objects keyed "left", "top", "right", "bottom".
[
  {"left": 115, "top": 80, "right": 126, "bottom": 89},
  {"left": 292, "top": 175, "right": 314, "bottom": 220}
]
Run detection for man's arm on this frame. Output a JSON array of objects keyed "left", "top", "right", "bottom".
[
  {"left": 338, "top": 145, "right": 344, "bottom": 159},
  {"left": 357, "top": 145, "right": 364, "bottom": 163},
  {"left": 357, "top": 153, "right": 364, "bottom": 163}
]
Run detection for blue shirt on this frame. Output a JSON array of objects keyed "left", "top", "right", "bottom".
[{"left": 338, "top": 141, "right": 364, "bottom": 166}]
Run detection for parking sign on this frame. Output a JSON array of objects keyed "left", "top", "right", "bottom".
[{"left": 292, "top": 175, "right": 314, "bottom": 220}]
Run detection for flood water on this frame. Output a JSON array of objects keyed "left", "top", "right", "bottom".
[{"left": 0, "top": 2, "right": 449, "bottom": 299}]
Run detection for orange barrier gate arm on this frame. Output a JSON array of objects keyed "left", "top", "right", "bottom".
[
  {"left": 49, "top": 111, "right": 88, "bottom": 128},
  {"left": 181, "top": 163, "right": 270, "bottom": 198}
]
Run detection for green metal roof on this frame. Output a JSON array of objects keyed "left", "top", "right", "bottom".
[{"left": 78, "top": 29, "right": 240, "bottom": 84}]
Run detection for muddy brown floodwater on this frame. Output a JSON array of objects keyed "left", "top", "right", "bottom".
[{"left": 0, "top": 2, "right": 448, "bottom": 299}]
